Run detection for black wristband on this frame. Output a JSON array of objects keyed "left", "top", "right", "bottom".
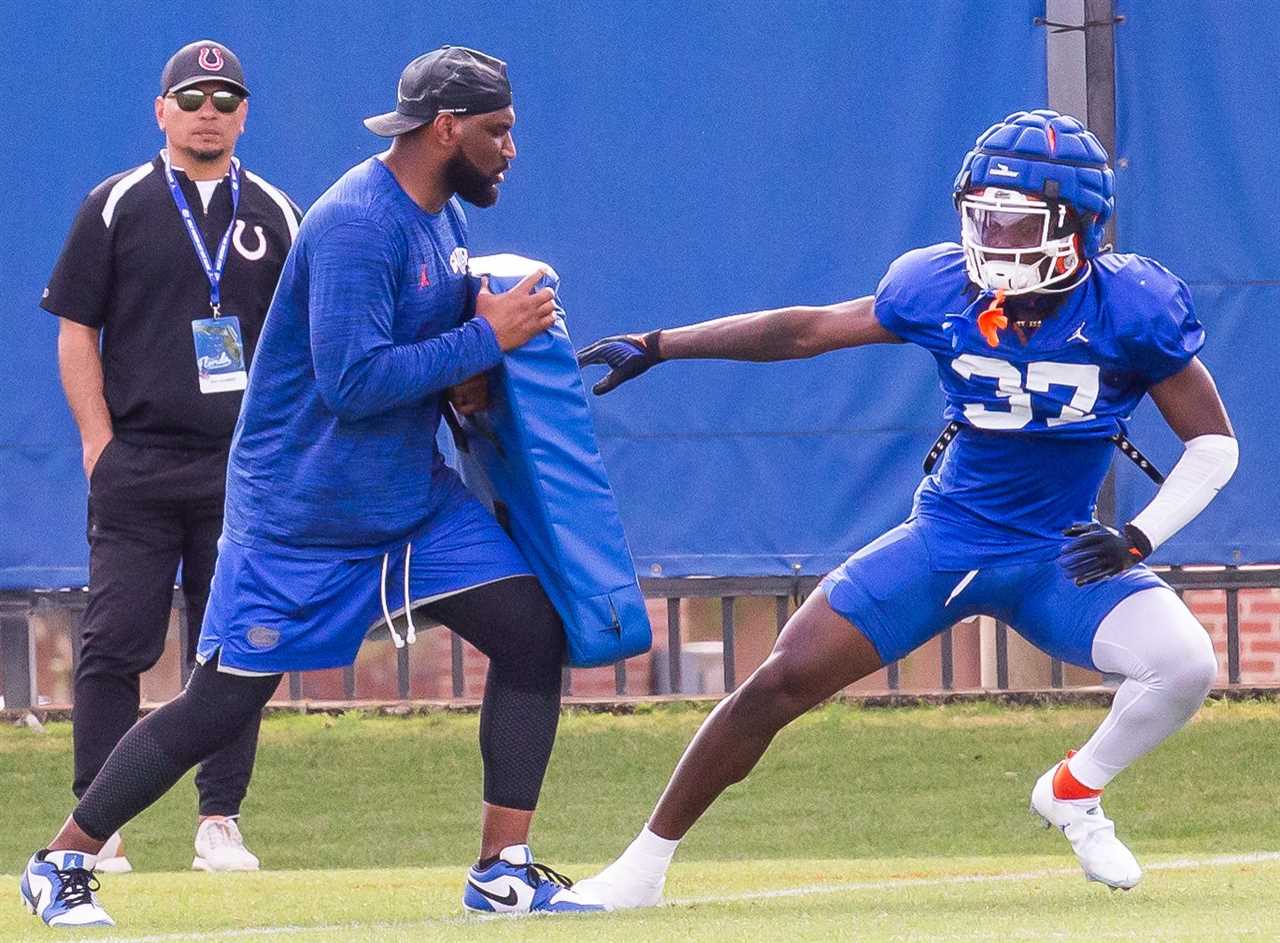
[{"left": 1123, "top": 523, "right": 1153, "bottom": 560}]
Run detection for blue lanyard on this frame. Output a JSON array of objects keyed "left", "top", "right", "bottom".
[{"left": 163, "top": 153, "right": 240, "bottom": 317}]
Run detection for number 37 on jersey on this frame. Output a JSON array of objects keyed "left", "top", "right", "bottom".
[{"left": 951, "top": 354, "right": 1100, "bottom": 430}]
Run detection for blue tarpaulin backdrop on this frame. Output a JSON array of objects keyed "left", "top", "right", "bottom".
[
  {"left": 1, "top": 2, "right": 1274, "bottom": 588},
  {"left": 1109, "top": 1, "right": 1279, "bottom": 566}
]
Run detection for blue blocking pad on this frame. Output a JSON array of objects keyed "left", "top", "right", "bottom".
[{"left": 444, "top": 254, "right": 652, "bottom": 668}]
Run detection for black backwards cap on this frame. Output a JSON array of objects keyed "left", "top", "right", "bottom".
[
  {"left": 364, "top": 46, "right": 511, "bottom": 137},
  {"left": 161, "top": 40, "right": 249, "bottom": 97}
]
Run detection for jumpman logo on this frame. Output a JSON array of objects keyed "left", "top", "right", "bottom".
[{"left": 1068, "top": 322, "right": 1090, "bottom": 344}]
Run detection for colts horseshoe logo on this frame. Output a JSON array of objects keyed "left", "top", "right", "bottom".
[
  {"left": 233, "top": 221, "right": 267, "bottom": 261},
  {"left": 198, "top": 46, "right": 225, "bottom": 71}
]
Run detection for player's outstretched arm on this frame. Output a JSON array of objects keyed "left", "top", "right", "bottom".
[
  {"left": 1060, "top": 358, "right": 1238, "bottom": 585},
  {"left": 577, "top": 295, "right": 900, "bottom": 395}
]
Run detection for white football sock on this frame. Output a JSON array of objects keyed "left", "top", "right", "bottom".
[
  {"left": 617, "top": 826, "right": 680, "bottom": 876},
  {"left": 1070, "top": 587, "right": 1216, "bottom": 789}
]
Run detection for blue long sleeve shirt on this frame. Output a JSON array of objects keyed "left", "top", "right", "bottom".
[{"left": 223, "top": 157, "right": 501, "bottom": 556}]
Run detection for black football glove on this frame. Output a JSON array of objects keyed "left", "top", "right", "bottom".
[
  {"left": 576, "top": 331, "right": 664, "bottom": 395},
  {"left": 1059, "top": 522, "right": 1154, "bottom": 586}
]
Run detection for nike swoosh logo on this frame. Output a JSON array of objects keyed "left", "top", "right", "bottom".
[{"left": 468, "top": 881, "right": 519, "bottom": 907}]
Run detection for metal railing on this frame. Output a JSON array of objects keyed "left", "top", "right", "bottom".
[{"left": 3, "top": 564, "right": 1279, "bottom": 711}]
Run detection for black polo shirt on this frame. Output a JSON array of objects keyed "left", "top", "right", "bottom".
[{"left": 41, "top": 151, "right": 302, "bottom": 449}]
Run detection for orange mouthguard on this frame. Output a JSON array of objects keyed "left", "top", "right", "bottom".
[{"left": 977, "top": 289, "right": 1007, "bottom": 348}]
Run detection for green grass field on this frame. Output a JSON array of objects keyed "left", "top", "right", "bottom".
[{"left": 2, "top": 699, "right": 1279, "bottom": 941}]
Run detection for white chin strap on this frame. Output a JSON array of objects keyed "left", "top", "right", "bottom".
[
  {"left": 975, "top": 258, "right": 1043, "bottom": 294},
  {"left": 963, "top": 237, "right": 1083, "bottom": 296}
]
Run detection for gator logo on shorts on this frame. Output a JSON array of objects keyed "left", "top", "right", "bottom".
[{"left": 246, "top": 626, "right": 281, "bottom": 650}]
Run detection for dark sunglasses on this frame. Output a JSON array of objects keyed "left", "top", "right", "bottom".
[{"left": 171, "top": 88, "right": 244, "bottom": 113}]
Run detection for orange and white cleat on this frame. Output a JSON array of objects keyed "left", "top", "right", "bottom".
[{"left": 1031, "top": 756, "right": 1142, "bottom": 890}]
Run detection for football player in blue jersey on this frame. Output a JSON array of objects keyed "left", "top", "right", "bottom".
[
  {"left": 20, "top": 47, "right": 603, "bottom": 929},
  {"left": 573, "top": 110, "right": 1238, "bottom": 906}
]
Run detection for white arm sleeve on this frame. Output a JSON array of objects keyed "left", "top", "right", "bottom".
[{"left": 1130, "top": 434, "right": 1239, "bottom": 551}]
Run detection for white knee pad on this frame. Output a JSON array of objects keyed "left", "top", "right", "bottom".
[
  {"left": 1070, "top": 587, "right": 1217, "bottom": 789},
  {"left": 1091, "top": 587, "right": 1217, "bottom": 698}
]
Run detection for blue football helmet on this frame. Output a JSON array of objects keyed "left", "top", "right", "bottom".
[{"left": 954, "top": 110, "right": 1115, "bottom": 294}]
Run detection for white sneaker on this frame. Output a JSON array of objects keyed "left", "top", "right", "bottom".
[
  {"left": 20, "top": 849, "right": 114, "bottom": 927},
  {"left": 192, "top": 817, "right": 260, "bottom": 872},
  {"left": 1031, "top": 761, "right": 1142, "bottom": 890},
  {"left": 572, "top": 857, "right": 666, "bottom": 910},
  {"left": 95, "top": 831, "right": 132, "bottom": 874}
]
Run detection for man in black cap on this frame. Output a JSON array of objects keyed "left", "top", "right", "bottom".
[
  {"left": 362, "top": 45, "right": 520, "bottom": 209},
  {"left": 29, "top": 39, "right": 301, "bottom": 898},
  {"left": 21, "top": 46, "right": 600, "bottom": 928}
]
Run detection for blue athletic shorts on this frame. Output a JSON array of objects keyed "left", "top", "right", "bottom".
[
  {"left": 818, "top": 520, "right": 1168, "bottom": 670},
  {"left": 196, "top": 484, "right": 532, "bottom": 674}
]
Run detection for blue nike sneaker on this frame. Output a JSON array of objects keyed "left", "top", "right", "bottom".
[
  {"left": 463, "top": 844, "right": 603, "bottom": 914},
  {"left": 20, "top": 849, "right": 114, "bottom": 927}
]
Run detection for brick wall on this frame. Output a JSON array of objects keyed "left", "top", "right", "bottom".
[
  {"left": 1184, "top": 588, "right": 1280, "bottom": 684},
  {"left": 13, "top": 588, "right": 1280, "bottom": 709}
]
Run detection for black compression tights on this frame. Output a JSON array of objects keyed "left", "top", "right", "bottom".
[
  {"left": 73, "top": 575, "right": 564, "bottom": 840},
  {"left": 73, "top": 662, "right": 278, "bottom": 840},
  {"left": 417, "top": 575, "right": 565, "bottom": 810}
]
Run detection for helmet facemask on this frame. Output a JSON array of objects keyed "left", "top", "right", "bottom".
[{"left": 960, "top": 187, "right": 1084, "bottom": 295}]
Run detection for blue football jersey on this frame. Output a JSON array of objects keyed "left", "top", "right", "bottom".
[{"left": 874, "top": 243, "right": 1203, "bottom": 568}]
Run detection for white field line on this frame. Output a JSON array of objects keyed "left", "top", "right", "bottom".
[
  {"left": 668, "top": 850, "right": 1280, "bottom": 906},
  {"left": 883, "top": 931, "right": 1265, "bottom": 943},
  {"left": 64, "top": 851, "right": 1280, "bottom": 943}
]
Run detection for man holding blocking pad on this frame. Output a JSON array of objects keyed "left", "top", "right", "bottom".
[{"left": 22, "top": 45, "right": 604, "bottom": 929}]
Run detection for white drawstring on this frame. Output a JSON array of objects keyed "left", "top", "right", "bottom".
[
  {"left": 379, "top": 546, "right": 418, "bottom": 648},
  {"left": 403, "top": 543, "right": 417, "bottom": 644},
  {"left": 379, "top": 553, "right": 404, "bottom": 648}
]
